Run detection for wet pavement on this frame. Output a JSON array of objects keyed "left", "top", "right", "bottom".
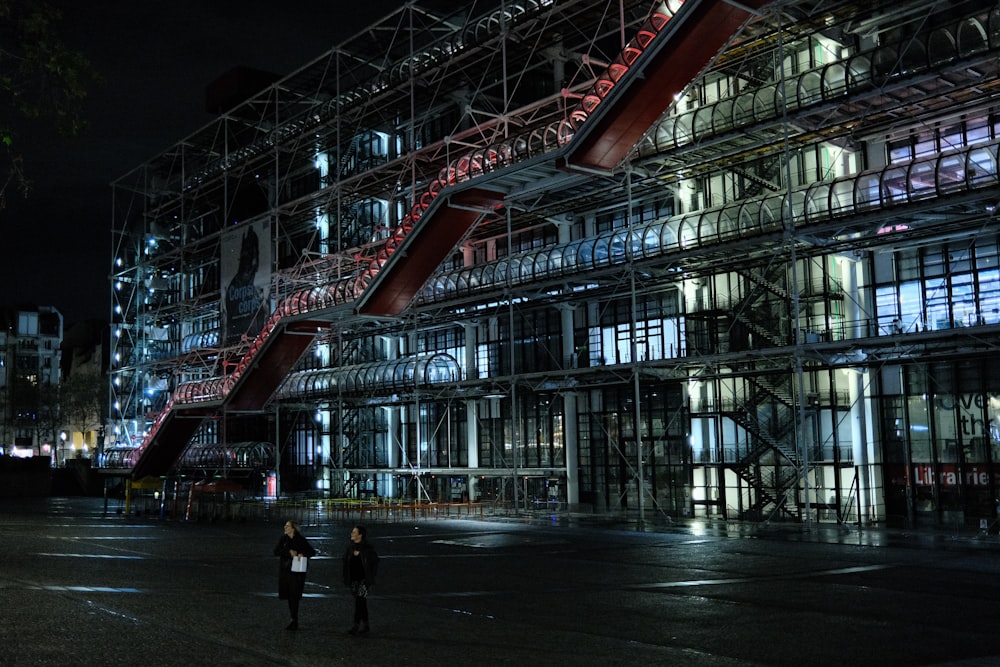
[{"left": 3, "top": 497, "right": 1000, "bottom": 666}]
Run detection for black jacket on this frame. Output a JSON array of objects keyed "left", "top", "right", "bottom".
[
  {"left": 274, "top": 531, "right": 316, "bottom": 572},
  {"left": 342, "top": 540, "right": 379, "bottom": 586}
]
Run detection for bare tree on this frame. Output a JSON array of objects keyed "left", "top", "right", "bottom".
[
  {"left": 60, "top": 369, "right": 103, "bottom": 445},
  {"left": 0, "top": 0, "right": 97, "bottom": 208},
  {"left": 35, "top": 380, "right": 59, "bottom": 454}
]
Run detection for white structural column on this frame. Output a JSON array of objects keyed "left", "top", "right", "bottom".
[
  {"left": 560, "top": 304, "right": 580, "bottom": 507},
  {"left": 464, "top": 320, "right": 481, "bottom": 502},
  {"left": 554, "top": 218, "right": 580, "bottom": 507},
  {"left": 843, "top": 254, "right": 879, "bottom": 523},
  {"left": 384, "top": 333, "right": 403, "bottom": 472},
  {"left": 386, "top": 405, "right": 401, "bottom": 469}
]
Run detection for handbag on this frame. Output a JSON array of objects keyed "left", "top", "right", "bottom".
[{"left": 291, "top": 555, "right": 308, "bottom": 573}]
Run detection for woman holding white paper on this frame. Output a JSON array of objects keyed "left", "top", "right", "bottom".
[{"left": 274, "top": 519, "right": 316, "bottom": 630}]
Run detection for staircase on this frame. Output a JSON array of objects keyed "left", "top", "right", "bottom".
[
  {"left": 122, "top": 0, "right": 771, "bottom": 481},
  {"left": 726, "top": 374, "right": 804, "bottom": 521}
]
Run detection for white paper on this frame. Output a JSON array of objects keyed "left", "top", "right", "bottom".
[{"left": 291, "top": 555, "right": 308, "bottom": 573}]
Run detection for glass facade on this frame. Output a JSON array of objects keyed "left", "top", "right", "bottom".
[{"left": 104, "top": 0, "right": 1000, "bottom": 528}]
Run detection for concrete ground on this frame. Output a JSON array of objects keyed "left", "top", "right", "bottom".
[{"left": 2, "top": 497, "right": 1000, "bottom": 666}]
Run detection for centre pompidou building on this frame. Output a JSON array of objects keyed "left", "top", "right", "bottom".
[{"left": 105, "top": 0, "right": 1000, "bottom": 528}]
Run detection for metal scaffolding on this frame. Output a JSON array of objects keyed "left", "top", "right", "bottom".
[{"left": 104, "top": 0, "right": 1000, "bottom": 528}]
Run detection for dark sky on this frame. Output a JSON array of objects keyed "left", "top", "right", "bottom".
[{"left": 1, "top": 0, "right": 401, "bottom": 325}]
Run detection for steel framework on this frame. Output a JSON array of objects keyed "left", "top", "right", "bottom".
[{"left": 106, "top": 0, "right": 1000, "bottom": 527}]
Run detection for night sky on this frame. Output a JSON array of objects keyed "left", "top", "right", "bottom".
[{"left": 0, "top": 0, "right": 400, "bottom": 325}]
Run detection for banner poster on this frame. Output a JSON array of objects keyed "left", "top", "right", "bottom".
[{"left": 221, "top": 218, "right": 271, "bottom": 346}]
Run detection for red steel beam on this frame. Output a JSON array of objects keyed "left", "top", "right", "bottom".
[
  {"left": 357, "top": 187, "right": 503, "bottom": 317},
  {"left": 568, "top": 0, "right": 766, "bottom": 171},
  {"left": 226, "top": 319, "right": 327, "bottom": 410},
  {"left": 130, "top": 407, "right": 211, "bottom": 480}
]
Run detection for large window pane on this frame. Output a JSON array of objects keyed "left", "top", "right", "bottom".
[
  {"left": 908, "top": 395, "right": 932, "bottom": 462},
  {"left": 899, "top": 281, "right": 922, "bottom": 330},
  {"left": 978, "top": 269, "right": 1000, "bottom": 324},
  {"left": 925, "top": 278, "right": 951, "bottom": 330},
  {"left": 875, "top": 285, "right": 899, "bottom": 334},
  {"left": 952, "top": 273, "right": 975, "bottom": 325}
]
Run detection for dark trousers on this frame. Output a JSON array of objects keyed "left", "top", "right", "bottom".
[
  {"left": 353, "top": 595, "right": 369, "bottom": 624},
  {"left": 283, "top": 571, "right": 306, "bottom": 620}
]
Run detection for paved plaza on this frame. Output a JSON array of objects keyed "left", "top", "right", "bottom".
[{"left": 2, "top": 497, "right": 1000, "bottom": 666}]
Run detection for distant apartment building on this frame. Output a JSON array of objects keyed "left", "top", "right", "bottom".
[{"left": 0, "top": 306, "right": 63, "bottom": 458}]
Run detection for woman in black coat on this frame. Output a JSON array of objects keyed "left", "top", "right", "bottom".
[
  {"left": 343, "top": 524, "right": 379, "bottom": 635},
  {"left": 274, "top": 519, "right": 316, "bottom": 630}
]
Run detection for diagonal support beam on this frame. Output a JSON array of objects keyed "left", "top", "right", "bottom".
[
  {"left": 357, "top": 187, "right": 504, "bottom": 317},
  {"left": 567, "top": 0, "right": 768, "bottom": 171}
]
